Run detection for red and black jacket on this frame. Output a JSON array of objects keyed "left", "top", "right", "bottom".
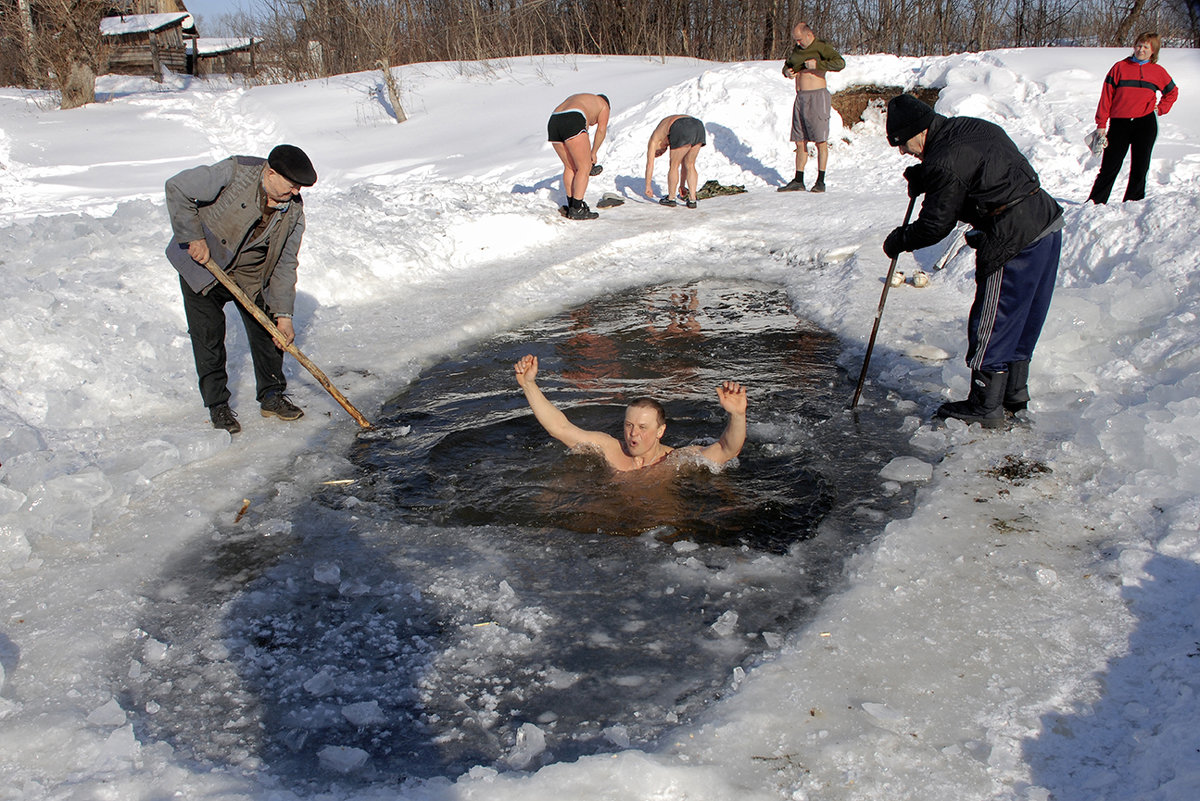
[{"left": 1095, "top": 57, "right": 1178, "bottom": 127}]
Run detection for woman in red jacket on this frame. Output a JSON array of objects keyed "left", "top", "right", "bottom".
[{"left": 1088, "top": 32, "right": 1179, "bottom": 204}]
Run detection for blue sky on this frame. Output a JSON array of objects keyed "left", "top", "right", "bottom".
[{"left": 185, "top": 0, "right": 249, "bottom": 31}]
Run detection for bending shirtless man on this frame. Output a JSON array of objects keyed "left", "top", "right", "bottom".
[
  {"left": 644, "top": 115, "right": 706, "bottom": 208},
  {"left": 548, "top": 93, "right": 610, "bottom": 220},
  {"left": 513, "top": 354, "right": 747, "bottom": 471}
]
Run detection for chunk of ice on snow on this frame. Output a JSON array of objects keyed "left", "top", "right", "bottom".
[
  {"left": 862, "top": 701, "right": 904, "bottom": 722},
  {"left": 0, "top": 524, "right": 32, "bottom": 572},
  {"left": 906, "top": 343, "right": 950, "bottom": 361},
  {"left": 142, "top": 638, "right": 168, "bottom": 662},
  {"left": 163, "top": 429, "right": 231, "bottom": 466},
  {"left": 879, "top": 456, "right": 933, "bottom": 483},
  {"left": 86, "top": 698, "right": 127, "bottom": 727},
  {"left": 0, "top": 484, "right": 26, "bottom": 515},
  {"left": 96, "top": 724, "right": 139, "bottom": 766}
]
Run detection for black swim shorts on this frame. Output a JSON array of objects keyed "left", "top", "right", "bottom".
[{"left": 547, "top": 110, "right": 588, "bottom": 143}]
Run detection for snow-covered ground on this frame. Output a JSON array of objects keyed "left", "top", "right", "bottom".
[{"left": 2, "top": 47, "right": 1200, "bottom": 800}]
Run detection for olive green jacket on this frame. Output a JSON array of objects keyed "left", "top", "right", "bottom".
[{"left": 784, "top": 40, "right": 846, "bottom": 74}]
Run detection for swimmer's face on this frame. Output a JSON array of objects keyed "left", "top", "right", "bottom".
[{"left": 623, "top": 406, "right": 665, "bottom": 456}]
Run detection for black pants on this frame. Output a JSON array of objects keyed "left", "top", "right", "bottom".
[
  {"left": 180, "top": 276, "right": 286, "bottom": 408},
  {"left": 1088, "top": 112, "right": 1157, "bottom": 204}
]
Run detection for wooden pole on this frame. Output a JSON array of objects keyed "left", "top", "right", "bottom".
[
  {"left": 851, "top": 195, "right": 917, "bottom": 409},
  {"left": 203, "top": 259, "right": 373, "bottom": 429}
]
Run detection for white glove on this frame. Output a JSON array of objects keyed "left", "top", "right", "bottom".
[{"left": 1085, "top": 130, "right": 1107, "bottom": 157}]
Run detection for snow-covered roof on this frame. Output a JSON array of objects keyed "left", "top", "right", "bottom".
[
  {"left": 100, "top": 12, "right": 191, "bottom": 36},
  {"left": 190, "top": 37, "right": 259, "bottom": 56}
]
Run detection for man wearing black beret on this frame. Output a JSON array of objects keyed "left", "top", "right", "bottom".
[
  {"left": 883, "top": 95, "right": 1064, "bottom": 429},
  {"left": 165, "top": 145, "right": 317, "bottom": 434}
]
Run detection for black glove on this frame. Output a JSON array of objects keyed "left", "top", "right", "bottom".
[
  {"left": 590, "top": 164, "right": 603, "bottom": 176},
  {"left": 903, "top": 164, "right": 926, "bottom": 198},
  {"left": 965, "top": 229, "right": 984, "bottom": 249},
  {"left": 883, "top": 227, "right": 907, "bottom": 259}
]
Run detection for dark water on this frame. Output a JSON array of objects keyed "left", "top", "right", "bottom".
[
  {"left": 354, "top": 280, "right": 850, "bottom": 551},
  {"left": 126, "top": 279, "right": 920, "bottom": 791}
]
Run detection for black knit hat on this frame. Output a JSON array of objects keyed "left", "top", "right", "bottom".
[
  {"left": 268, "top": 144, "right": 317, "bottom": 186},
  {"left": 886, "top": 95, "right": 936, "bottom": 147}
]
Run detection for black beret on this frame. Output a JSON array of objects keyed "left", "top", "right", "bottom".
[
  {"left": 886, "top": 94, "right": 936, "bottom": 147},
  {"left": 268, "top": 144, "right": 317, "bottom": 187}
]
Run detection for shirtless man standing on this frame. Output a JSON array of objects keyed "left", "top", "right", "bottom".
[
  {"left": 547, "top": 93, "right": 610, "bottom": 220},
  {"left": 643, "top": 115, "right": 706, "bottom": 209},
  {"left": 513, "top": 354, "right": 747, "bottom": 471},
  {"left": 778, "top": 22, "right": 845, "bottom": 194}
]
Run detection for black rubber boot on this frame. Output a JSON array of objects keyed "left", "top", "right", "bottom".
[
  {"left": 1004, "top": 360, "right": 1030, "bottom": 414},
  {"left": 935, "top": 370, "right": 1007, "bottom": 429}
]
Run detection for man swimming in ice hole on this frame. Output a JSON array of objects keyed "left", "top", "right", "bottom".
[{"left": 513, "top": 354, "right": 747, "bottom": 471}]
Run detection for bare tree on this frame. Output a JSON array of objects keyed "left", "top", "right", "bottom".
[
  {"left": 1178, "top": 0, "right": 1200, "bottom": 45},
  {"left": 13, "top": 0, "right": 1178, "bottom": 88},
  {"left": 1114, "top": 0, "right": 1150, "bottom": 43},
  {"left": 0, "top": 0, "right": 111, "bottom": 107}
]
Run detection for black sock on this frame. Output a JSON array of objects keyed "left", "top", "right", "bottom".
[
  {"left": 794, "top": 171, "right": 804, "bottom": 183},
  {"left": 817, "top": 170, "right": 826, "bottom": 183},
  {"left": 568, "top": 197, "right": 581, "bottom": 209}
]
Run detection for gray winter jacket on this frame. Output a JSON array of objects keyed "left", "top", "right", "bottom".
[{"left": 164, "top": 156, "right": 305, "bottom": 316}]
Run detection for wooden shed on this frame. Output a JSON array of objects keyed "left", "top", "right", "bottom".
[
  {"left": 100, "top": 12, "right": 193, "bottom": 80},
  {"left": 190, "top": 37, "right": 259, "bottom": 77}
]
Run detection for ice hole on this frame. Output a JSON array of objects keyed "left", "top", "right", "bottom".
[{"left": 128, "top": 279, "right": 924, "bottom": 791}]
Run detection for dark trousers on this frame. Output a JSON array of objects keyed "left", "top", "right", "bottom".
[
  {"left": 967, "top": 230, "right": 1062, "bottom": 373},
  {"left": 1088, "top": 113, "right": 1157, "bottom": 204},
  {"left": 180, "top": 276, "right": 286, "bottom": 408}
]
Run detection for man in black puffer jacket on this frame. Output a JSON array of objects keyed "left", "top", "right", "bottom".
[{"left": 883, "top": 94, "right": 1064, "bottom": 428}]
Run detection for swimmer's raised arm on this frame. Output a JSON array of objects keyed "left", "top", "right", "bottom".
[
  {"left": 514, "top": 354, "right": 620, "bottom": 454},
  {"left": 698, "top": 381, "right": 748, "bottom": 466}
]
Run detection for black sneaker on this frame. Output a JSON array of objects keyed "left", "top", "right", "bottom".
[
  {"left": 659, "top": 197, "right": 678, "bottom": 207},
  {"left": 210, "top": 403, "right": 241, "bottom": 434},
  {"left": 260, "top": 393, "right": 304, "bottom": 421},
  {"left": 685, "top": 199, "right": 697, "bottom": 209},
  {"left": 777, "top": 179, "right": 806, "bottom": 192},
  {"left": 565, "top": 203, "right": 599, "bottom": 220},
  {"left": 810, "top": 180, "right": 826, "bottom": 193}
]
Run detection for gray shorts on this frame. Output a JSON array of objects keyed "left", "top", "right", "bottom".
[
  {"left": 667, "top": 116, "right": 706, "bottom": 149},
  {"left": 790, "top": 89, "right": 831, "bottom": 143}
]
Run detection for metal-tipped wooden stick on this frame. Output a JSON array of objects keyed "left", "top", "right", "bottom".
[
  {"left": 851, "top": 195, "right": 918, "bottom": 409},
  {"left": 203, "top": 259, "right": 372, "bottom": 429}
]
